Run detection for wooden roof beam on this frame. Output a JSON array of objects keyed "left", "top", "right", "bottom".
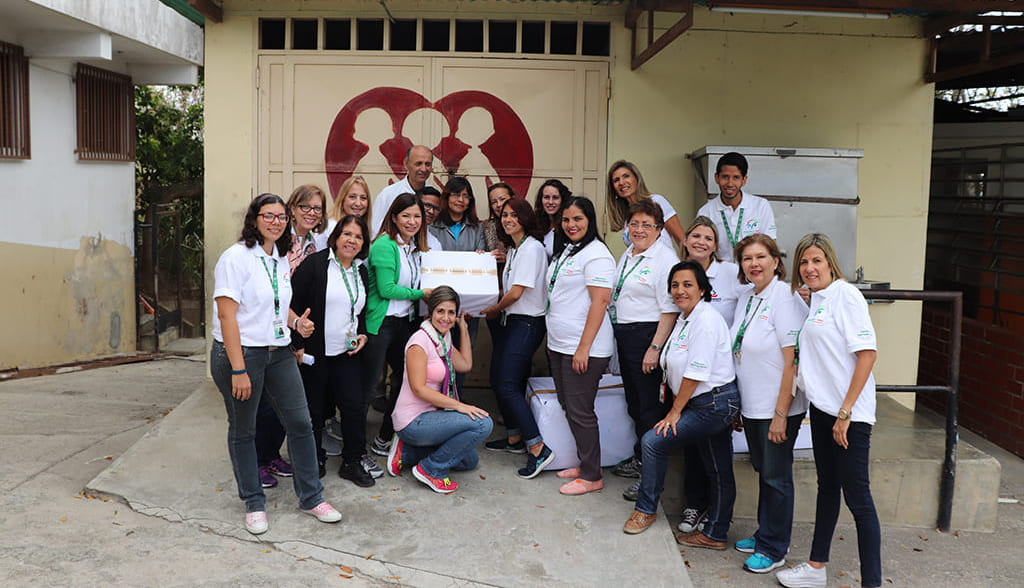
[
  {"left": 629, "top": 0, "right": 694, "bottom": 70},
  {"left": 927, "top": 46, "right": 1024, "bottom": 84},
  {"left": 710, "top": 1, "right": 1022, "bottom": 12},
  {"left": 188, "top": 0, "right": 222, "bottom": 24}
]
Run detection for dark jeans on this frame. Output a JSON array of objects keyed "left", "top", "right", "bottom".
[
  {"left": 210, "top": 341, "right": 325, "bottom": 512},
  {"left": 254, "top": 394, "right": 286, "bottom": 466},
  {"left": 613, "top": 322, "right": 668, "bottom": 459},
  {"left": 636, "top": 382, "right": 739, "bottom": 543},
  {"left": 743, "top": 414, "right": 803, "bottom": 561},
  {"left": 452, "top": 317, "right": 479, "bottom": 393},
  {"left": 300, "top": 352, "right": 364, "bottom": 465},
  {"left": 683, "top": 444, "right": 709, "bottom": 511},
  {"left": 809, "top": 404, "right": 882, "bottom": 587},
  {"left": 364, "top": 316, "right": 415, "bottom": 443},
  {"left": 491, "top": 315, "right": 546, "bottom": 446},
  {"left": 398, "top": 409, "right": 493, "bottom": 478},
  {"left": 549, "top": 350, "right": 611, "bottom": 482}
]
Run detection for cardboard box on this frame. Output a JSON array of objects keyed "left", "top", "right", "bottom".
[
  {"left": 419, "top": 251, "right": 499, "bottom": 316},
  {"left": 525, "top": 375, "right": 637, "bottom": 471}
]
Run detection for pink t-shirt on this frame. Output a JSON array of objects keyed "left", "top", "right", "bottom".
[{"left": 392, "top": 328, "right": 452, "bottom": 431}]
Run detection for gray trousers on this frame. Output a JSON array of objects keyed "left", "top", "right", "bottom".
[{"left": 549, "top": 350, "right": 611, "bottom": 482}]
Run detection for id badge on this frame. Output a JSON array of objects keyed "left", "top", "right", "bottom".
[
  {"left": 346, "top": 331, "right": 359, "bottom": 351},
  {"left": 273, "top": 319, "right": 286, "bottom": 340},
  {"left": 608, "top": 305, "right": 617, "bottom": 325},
  {"left": 499, "top": 310, "right": 508, "bottom": 327}
]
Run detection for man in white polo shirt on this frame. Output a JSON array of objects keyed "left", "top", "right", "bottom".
[
  {"left": 697, "top": 152, "right": 776, "bottom": 262},
  {"left": 369, "top": 144, "right": 434, "bottom": 239}
]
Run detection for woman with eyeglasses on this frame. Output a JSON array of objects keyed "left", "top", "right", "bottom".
[
  {"left": 606, "top": 161, "right": 685, "bottom": 253},
  {"left": 210, "top": 193, "right": 342, "bottom": 536},
  {"left": 318, "top": 176, "right": 372, "bottom": 251},
  {"left": 533, "top": 179, "right": 570, "bottom": 260},
  {"left": 609, "top": 200, "right": 680, "bottom": 502},
  {"left": 252, "top": 184, "right": 329, "bottom": 489}
]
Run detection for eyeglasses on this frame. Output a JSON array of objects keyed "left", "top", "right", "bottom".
[
  {"left": 449, "top": 193, "right": 470, "bottom": 201},
  {"left": 627, "top": 221, "right": 659, "bottom": 231},
  {"left": 422, "top": 203, "right": 442, "bottom": 212},
  {"left": 296, "top": 204, "right": 323, "bottom": 215},
  {"left": 260, "top": 213, "right": 289, "bottom": 223}
]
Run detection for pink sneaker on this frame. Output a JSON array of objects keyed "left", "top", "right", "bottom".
[
  {"left": 245, "top": 511, "right": 268, "bottom": 535},
  {"left": 302, "top": 501, "right": 342, "bottom": 523},
  {"left": 413, "top": 464, "right": 458, "bottom": 494},
  {"left": 386, "top": 435, "right": 403, "bottom": 476},
  {"left": 559, "top": 478, "right": 603, "bottom": 495},
  {"left": 556, "top": 467, "right": 581, "bottom": 479}
]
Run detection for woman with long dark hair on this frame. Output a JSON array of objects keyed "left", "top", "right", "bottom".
[
  {"left": 210, "top": 193, "right": 341, "bottom": 535},
  {"left": 533, "top": 179, "right": 570, "bottom": 259}
]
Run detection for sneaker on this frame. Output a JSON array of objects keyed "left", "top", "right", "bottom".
[
  {"left": 622, "top": 478, "right": 641, "bottom": 501},
  {"left": 558, "top": 478, "right": 603, "bottom": 495},
  {"left": 677, "top": 507, "right": 707, "bottom": 533},
  {"left": 413, "top": 464, "right": 457, "bottom": 494},
  {"left": 338, "top": 460, "right": 375, "bottom": 487},
  {"left": 386, "top": 435, "right": 403, "bottom": 476},
  {"left": 612, "top": 456, "right": 642, "bottom": 478},
  {"left": 323, "top": 434, "right": 343, "bottom": 457},
  {"left": 302, "top": 501, "right": 342, "bottom": 523},
  {"left": 267, "top": 458, "right": 293, "bottom": 477},
  {"left": 325, "top": 416, "right": 343, "bottom": 441},
  {"left": 361, "top": 454, "right": 385, "bottom": 479},
  {"left": 776, "top": 562, "right": 827, "bottom": 588},
  {"left": 258, "top": 466, "right": 278, "bottom": 488},
  {"left": 675, "top": 531, "right": 726, "bottom": 550},
  {"left": 735, "top": 536, "right": 756, "bottom": 553},
  {"left": 485, "top": 438, "right": 527, "bottom": 454},
  {"left": 744, "top": 553, "right": 786, "bottom": 574},
  {"left": 622, "top": 510, "right": 657, "bottom": 534},
  {"left": 370, "top": 436, "right": 391, "bottom": 457},
  {"left": 517, "top": 445, "right": 556, "bottom": 479},
  {"left": 245, "top": 511, "right": 268, "bottom": 535}
]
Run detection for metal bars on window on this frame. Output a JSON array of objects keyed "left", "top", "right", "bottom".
[
  {"left": 0, "top": 40, "right": 30, "bottom": 159},
  {"left": 75, "top": 63, "right": 135, "bottom": 161}
]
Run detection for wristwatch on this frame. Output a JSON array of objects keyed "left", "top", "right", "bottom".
[
  {"left": 837, "top": 408, "right": 851, "bottom": 420},
  {"left": 649, "top": 343, "right": 662, "bottom": 351}
]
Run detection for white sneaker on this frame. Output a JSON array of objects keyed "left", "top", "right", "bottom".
[
  {"left": 245, "top": 511, "right": 268, "bottom": 535},
  {"left": 776, "top": 562, "right": 827, "bottom": 588}
]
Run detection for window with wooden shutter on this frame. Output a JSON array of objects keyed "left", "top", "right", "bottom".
[
  {"left": 0, "top": 40, "right": 30, "bottom": 160},
  {"left": 75, "top": 63, "right": 135, "bottom": 161}
]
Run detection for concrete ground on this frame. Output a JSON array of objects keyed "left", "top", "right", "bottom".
[{"left": 1, "top": 357, "right": 1022, "bottom": 586}]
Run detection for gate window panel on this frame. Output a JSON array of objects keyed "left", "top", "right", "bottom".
[
  {"left": 324, "top": 19, "right": 351, "bottom": 50},
  {"left": 260, "top": 19, "right": 286, "bottom": 50},
  {"left": 0, "top": 40, "right": 30, "bottom": 159},
  {"left": 292, "top": 19, "right": 318, "bottom": 50}
]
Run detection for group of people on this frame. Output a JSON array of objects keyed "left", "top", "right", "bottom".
[{"left": 209, "top": 146, "right": 881, "bottom": 588}]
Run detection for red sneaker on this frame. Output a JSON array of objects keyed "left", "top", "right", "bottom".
[
  {"left": 412, "top": 464, "right": 457, "bottom": 494},
  {"left": 386, "top": 435, "right": 403, "bottom": 477}
]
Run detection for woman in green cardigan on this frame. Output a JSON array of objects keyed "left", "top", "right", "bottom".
[{"left": 363, "top": 192, "right": 433, "bottom": 457}]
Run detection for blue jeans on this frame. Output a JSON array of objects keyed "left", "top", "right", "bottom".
[
  {"left": 254, "top": 394, "right": 286, "bottom": 466},
  {"left": 490, "top": 314, "right": 546, "bottom": 446},
  {"left": 397, "top": 409, "right": 493, "bottom": 479},
  {"left": 210, "top": 341, "right": 325, "bottom": 512},
  {"left": 809, "top": 404, "right": 882, "bottom": 587},
  {"left": 636, "top": 382, "right": 739, "bottom": 542},
  {"left": 613, "top": 322, "right": 668, "bottom": 459},
  {"left": 743, "top": 414, "right": 803, "bottom": 561}
]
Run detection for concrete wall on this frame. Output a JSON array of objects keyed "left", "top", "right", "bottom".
[
  {"left": 0, "top": 61, "right": 136, "bottom": 370},
  {"left": 204, "top": 1, "right": 933, "bottom": 393}
]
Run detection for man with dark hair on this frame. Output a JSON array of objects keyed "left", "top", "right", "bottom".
[
  {"left": 697, "top": 152, "right": 776, "bottom": 262},
  {"left": 370, "top": 145, "right": 434, "bottom": 238}
]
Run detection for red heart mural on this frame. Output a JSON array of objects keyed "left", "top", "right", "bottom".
[{"left": 324, "top": 87, "right": 534, "bottom": 200}]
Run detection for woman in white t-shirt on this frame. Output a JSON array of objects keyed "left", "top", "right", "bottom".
[
  {"left": 385, "top": 287, "right": 492, "bottom": 494},
  {"left": 545, "top": 196, "right": 616, "bottom": 496},
  {"left": 318, "top": 175, "right": 372, "bottom": 251},
  {"left": 729, "top": 234, "right": 809, "bottom": 574},
  {"left": 623, "top": 260, "right": 739, "bottom": 544},
  {"left": 776, "top": 233, "right": 881, "bottom": 588},
  {"left": 480, "top": 198, "right": 556, "bottom": 479},
  {"left": 605, "top": 160, "right": 686, "bottom": 253},
  {"left": 532, "top": 179, "right": 570, "bottom": 260},
  {"left": 609, "top": 199, "right": 680, "bottom": 499},
  {"left": 677, "top": 214, "right": 746, "bottom": 534},
  {"left": 210, "top": 193, "right": 342, "bottom": 536}
]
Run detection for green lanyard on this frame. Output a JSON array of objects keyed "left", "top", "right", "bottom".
[
  {"left": 545, "top": 245, "right": 574, "bottom": 313},
  {"left": 259, "top": 257, "right": 281, "bottom": 317},
  {"left": 794, "top": 328, "right": 801, "bottom": 366},
  {"left": 720, "top": 208, "right": 745, "bottom": 249},
  {"left": 732, "top": 295, "right": 764, "bottom": 357},
  {"left": 423, "top": 323, "right": 457, "bottom": 399},
  {"left": 612, "top": 255, "right": 645, "bottom": 303},
  {"left": 503, "top": 234, "right": 528, "bottom": 285},
  {"left": 335, "top": 255, "right": 361, "bottom": 326},
  {"left": 401, "top": 243, "right": 420, "bottom": 287}
]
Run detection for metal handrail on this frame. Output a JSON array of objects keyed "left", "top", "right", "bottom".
[{"left": 862, "top": 289, "right": 962, "bottom": 533}]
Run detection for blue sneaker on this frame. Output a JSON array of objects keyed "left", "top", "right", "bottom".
[
  {"left": 744, "top": 552, "right": 785, "bottom": 574},
  {"left": 734, "top": 536, "right": 756, "bottom": 553}
]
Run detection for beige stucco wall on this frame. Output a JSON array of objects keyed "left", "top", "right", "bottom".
[{"left": 204, "top": 2, "right": 932, "bottom": 399}]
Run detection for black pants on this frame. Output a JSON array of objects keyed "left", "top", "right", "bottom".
[
  {"left": 362, "top": 316, "right": 415, "bottom": 442},
  {"left": 300, "top": 351, "right": 364, "bottom": 465},
  {"left": 613, "top": 322, "right": 668, "bottom": 459}
]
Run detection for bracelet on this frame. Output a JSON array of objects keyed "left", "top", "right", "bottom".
[
  {"left": 774, "top": 409, "right": 786, "bottom": 418},
  {"left": 292, "top": 317, "right": 300, "bottom": 330},
  {"left": 649, "top": 343, "right": 662, "bottom": 351},
  {"left": 231, "top": 368, "right": 247, "bottom": 375}
]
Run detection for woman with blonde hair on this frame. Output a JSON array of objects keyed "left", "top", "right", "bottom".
[
  {"left": 606, "top": 160, "right": 685, "bottom": 252},
  {"left": 318, "top": 176, "right": 372, "bottom": 250}
]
